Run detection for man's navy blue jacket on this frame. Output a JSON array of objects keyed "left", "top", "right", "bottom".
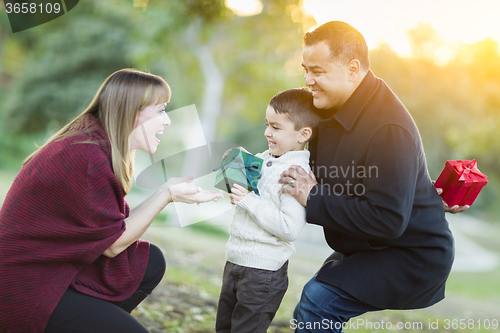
[{"left": 306, "top": 70, "right": 454, "bottom": 309}]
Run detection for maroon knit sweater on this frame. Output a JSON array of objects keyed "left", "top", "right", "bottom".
[{"left": 0, "top": 117, "right": 150, "bottom": 332}]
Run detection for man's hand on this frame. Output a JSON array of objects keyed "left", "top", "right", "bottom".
[
  {"left": 435, "top": 188, "right": 469, "bottom": 214},
  {"left": 279, "top": 165, "right": 317, "bottom": 206},
  {"left": 229, "top": 183, "right": 250, "bottom": 205}
]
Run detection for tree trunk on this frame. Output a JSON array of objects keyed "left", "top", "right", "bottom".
[
  {"left": 184, "top": 18, "right": 225, "bottom": 147},
  {"left": 169, "top": 19, "right": 229, "bottom": 227}
]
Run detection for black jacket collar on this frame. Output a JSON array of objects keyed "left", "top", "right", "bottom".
[{"left": 322, "top": 70, "right": 379, "bottom": 131}]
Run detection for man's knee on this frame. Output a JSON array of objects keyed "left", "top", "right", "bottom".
[
  {"left": 295, "top": 276, "right": 331, "bottom": 319},
  {"left": 301, "top": 277, "right": 326, "bottom": 303},
  {"left": 298, "top": 277, "right": 353, "bottom": 318}
]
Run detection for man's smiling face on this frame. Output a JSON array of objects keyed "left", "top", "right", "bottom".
[{"left": 302, "top": 41, "right": 354, "bottom": 111}]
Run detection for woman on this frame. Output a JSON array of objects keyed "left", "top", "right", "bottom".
[{"left": 0, "top": 68, "right": 221, "bottom": 333}]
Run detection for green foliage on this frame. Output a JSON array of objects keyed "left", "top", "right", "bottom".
[
  {"left": 1, "top": 2, "right": 499, "bottom": 219},
  {"left": 214, "top": 2, "right": 306, "bottom": 144},
  {"left": 0, "top": 0, "right": 304, "bottom": 134},
  {"left": 369, "top": 25, "right": 500, "bottom": 216},
  {"left": 0, "top": 131, "right": 40, "bottom": 169},
  {"left": 188, "top": 221, "right": 229, "bottom": 239},
  {"left": 2, "top": 1, "right": 133, "bottom": 134},
  {"left": 0, "top": 93, "right": 42, "bottom": 168}
]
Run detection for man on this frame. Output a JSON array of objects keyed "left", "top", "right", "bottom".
[{"left": 280, "top": 21, "right": 457, "bottom": 332}]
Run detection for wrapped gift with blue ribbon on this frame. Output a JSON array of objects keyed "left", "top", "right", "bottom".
[{"left": 213, "top": 148, "right": 263, "bottom": 195}]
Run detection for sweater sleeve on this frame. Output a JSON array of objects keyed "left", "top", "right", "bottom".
[
  {"left": 3, "top": 140, "right": 127, "bottom": 268},
  {"left": 238, "top": 190, "right": 306, "bottom": 242},
  {"left": 79, "top": 144, "right": 127, "bottom": 264},
  {"left": 306, "top": 125, "right": 418, "bottom": 240},
  {"left": 70, "top": 143, "right": 148, "bottom": 301}
]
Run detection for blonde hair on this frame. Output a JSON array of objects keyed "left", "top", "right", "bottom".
[{"left": 24, "top": 68, "right": 171, "bottom": 194}]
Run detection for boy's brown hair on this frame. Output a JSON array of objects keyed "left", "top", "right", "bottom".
[{"left": 269, "top": 88, "right": 322, "bottom": 141}]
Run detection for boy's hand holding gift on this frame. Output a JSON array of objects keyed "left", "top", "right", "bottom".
[
  {"left": 214, "top": 147, "right": 263, "bottom": 202},
  {"left": 434, "top": 159, "right": 488, "bottom": 213},
  {"left": 222, "top": 146, "right": 250, "bottom": 159},
  {"left": 229, "top": 184, "right": 250, "bottom": 205}
]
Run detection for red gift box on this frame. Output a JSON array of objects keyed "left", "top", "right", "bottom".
[{"left": 434, "top": 159, "right": 488, "bottom": 207}]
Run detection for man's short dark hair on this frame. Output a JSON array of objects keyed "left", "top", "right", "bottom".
[
  {"left": 269, "top": 88, "right": 321, "bottom": 141},
  {"left": 304, "top": 21, "right": 370, "bottom": 71}
]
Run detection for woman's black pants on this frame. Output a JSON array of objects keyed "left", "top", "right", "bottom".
[{"left": 44, "top": 244, "right": 166, "bottom": 333}]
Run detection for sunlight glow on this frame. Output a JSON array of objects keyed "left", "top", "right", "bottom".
[
  {"left": 301, "top": 0, "right": 500, "bottom": 60},
  {"left": 225, "top": 0, "right": 263, "bottom": 17},
  {"left": 133, "top": 0, "right": 149, "bottom": 12}
]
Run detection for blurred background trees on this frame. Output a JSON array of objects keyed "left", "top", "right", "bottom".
[{"left": 1, "top": 0, "right": 499, "bottom": 219}]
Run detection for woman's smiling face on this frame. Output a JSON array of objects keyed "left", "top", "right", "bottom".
[{"left": 130, "top": 102, "right": 171, "bottom": 153}]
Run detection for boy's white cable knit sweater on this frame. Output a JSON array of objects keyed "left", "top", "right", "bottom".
[{"left": 226, "top": 149, "right": 310, "bottom": 271}]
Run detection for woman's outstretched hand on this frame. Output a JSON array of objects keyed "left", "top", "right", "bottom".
[{"left": 166, "top": 176, "right": 222, "bottom": 204}]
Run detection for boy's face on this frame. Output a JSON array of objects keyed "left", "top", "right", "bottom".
[{"left": 265, "top": 105, "right": 306, "bottom": 157}]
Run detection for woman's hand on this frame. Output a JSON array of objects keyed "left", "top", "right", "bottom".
[
  {"left": 166, "top": 176, "right": 222, "bottom": 204},
  {"left": 105, "top": 176, "right": 220, "bottom": 258},
  {"left": 229, "top": 183, "right": 250, "bottom": 205}
]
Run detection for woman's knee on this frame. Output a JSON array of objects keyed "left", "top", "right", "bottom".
[
  {"left": 140, "top": 243, "right": 166, "bottom": 292},
  {"left": 149, "top": 243, "right": 167, "bottom": 272},
  {"left": 45, "top": 288, "right": 150, "bottom": 333}
]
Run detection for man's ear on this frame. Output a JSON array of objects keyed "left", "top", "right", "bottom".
[
  {"left": 298, "top": 126, "right": 313, "bottom": 144},
  {"left": 348, "top": 59, "right": 361, "bottom": 81}
]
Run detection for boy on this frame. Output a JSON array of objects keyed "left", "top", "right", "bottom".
[{"left": 215, "top": 88, "right": 321, "bottom": 333}]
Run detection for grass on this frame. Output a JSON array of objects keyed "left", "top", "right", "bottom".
[
  {"left": 1, "top": 169, "right": 500, "bottom": 332},
  {"left": 189, "top": 221, "right": 229, "bottom": 239},
  {"left": 163, "top": 265, "right": 223, "bottom": 299},
  {"left": 348, "top": 311, "right": 500, "bottom": 333},
  {"left": 139, "top": 224, "right": 500, "bottom": 332},
  {"left": 446, "top": 269, "right": 500, "bottom": 302}
]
